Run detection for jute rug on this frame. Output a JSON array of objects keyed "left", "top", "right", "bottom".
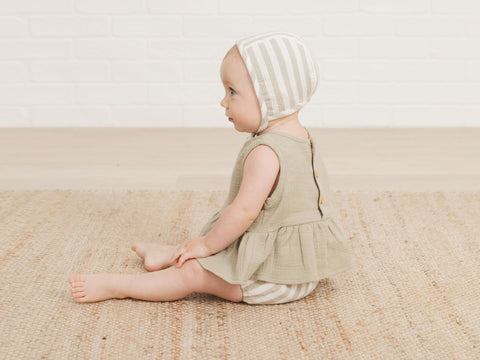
[{"left": 0, "top": 190, "right": 479, "bottom": 359}]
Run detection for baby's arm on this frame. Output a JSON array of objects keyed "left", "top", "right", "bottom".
[{"left": 170, "top": 145, "right": 279, "bottom": 267}]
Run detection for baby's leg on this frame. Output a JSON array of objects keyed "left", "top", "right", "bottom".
[
  {"left": 69, "top": 259, "right": 243, "bottom": 303},
  {"left": 131, "top": 242, "right": 179, "bottom": 271}
]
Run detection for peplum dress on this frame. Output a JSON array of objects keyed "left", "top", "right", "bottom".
[{"left": 197, "top": 131, "right": 353, "bottom": 285}]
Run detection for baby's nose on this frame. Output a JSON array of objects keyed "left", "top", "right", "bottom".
[{"left": 220, "top": 97, "right": 227, "bottom": 109}]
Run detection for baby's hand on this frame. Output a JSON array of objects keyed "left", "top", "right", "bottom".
[{"left": 169, "top": 236, "right": 210, "bottom": 268}]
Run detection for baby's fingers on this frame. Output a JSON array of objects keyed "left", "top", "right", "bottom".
[
  {"left": 177, "top": 253, "right": 192, "bottom": 268},
  {"left": 170, "top": 245, "right": 191, "bottom": 267},
  {"left": 169, "top": 248, "right": 182, "bottom": 265}
]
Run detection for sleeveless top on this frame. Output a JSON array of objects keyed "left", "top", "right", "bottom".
[{"left": 197, "top": 131, "right": 353, "bottom": 285}]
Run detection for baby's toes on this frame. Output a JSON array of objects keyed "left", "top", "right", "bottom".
[
  {"left": 72, "top": 290, "right": 85, "bottom": 299},
  {"left": 71, "top": 283, "right": 84, "bottom": 292},
  {"left": 71, "top": 286, "right": 87, "bottom": 301},
  {"left": 69, "top": 276, "right": 86, "bottom": 297}
]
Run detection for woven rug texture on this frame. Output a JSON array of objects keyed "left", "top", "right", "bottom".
[{"left": 0, "top": 190, "right": 479, "bottom": 359}]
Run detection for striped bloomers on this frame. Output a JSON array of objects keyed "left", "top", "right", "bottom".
[{"left": 241, "top": 280, "right": 319, "bottom": 305}]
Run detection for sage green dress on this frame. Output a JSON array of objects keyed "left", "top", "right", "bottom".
[{"left": 197, "top": 131, "right": 353, "bottom": 285}]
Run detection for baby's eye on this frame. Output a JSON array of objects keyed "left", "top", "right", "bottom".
[{"left": 229, "top": 88, "right": 236, "bottom": 96}]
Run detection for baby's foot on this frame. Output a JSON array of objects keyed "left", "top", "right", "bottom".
[
  {"left": 69, "top": 274, "right": 126, "bottom": 303},
  {"left": 131, "top": 242, "right": 178, "bottom": 271}
]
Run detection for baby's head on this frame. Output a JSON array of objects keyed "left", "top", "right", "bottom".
[{"left": 220, "top": 32, "right": 319, "bottom": 134}]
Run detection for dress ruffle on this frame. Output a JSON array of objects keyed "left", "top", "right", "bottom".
[{"left": 197, "top": 216, "right": 353, "bottom": 285}]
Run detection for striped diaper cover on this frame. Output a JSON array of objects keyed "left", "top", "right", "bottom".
[{"left": 241, "top": 280, "right": 319, "bottom": 305}]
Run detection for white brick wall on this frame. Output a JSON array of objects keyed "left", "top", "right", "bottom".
[{"left": 0, "top": 0, "right": 479, "bottom": 127}]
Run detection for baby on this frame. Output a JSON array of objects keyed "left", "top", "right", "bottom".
[{"left": 70, "top": 32, "right": 353, "bottom": 305}]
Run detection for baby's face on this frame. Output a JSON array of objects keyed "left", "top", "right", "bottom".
[{"left": 220, "top": 46, "right": 262, "bottom": 133}]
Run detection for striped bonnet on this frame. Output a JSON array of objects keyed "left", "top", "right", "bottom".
[{"left": 235, "top": 32, "right": 319, "bottom": 133}]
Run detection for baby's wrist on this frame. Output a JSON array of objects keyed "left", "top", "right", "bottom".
[{"left": 202, "top": 235, "right": 219, "bottom": 256}]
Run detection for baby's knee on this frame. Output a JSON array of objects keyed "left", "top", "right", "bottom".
[{"left": 180, "top": 259, "right": 207, "bottom": 292}]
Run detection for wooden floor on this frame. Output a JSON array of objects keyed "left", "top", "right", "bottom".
[{"left": 1, "top": 128, "right": 479, "bottom": 191}]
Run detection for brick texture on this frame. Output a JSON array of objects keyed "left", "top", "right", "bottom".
[{"left": 0, "top": 0, "right": 479, "bottom": 127}]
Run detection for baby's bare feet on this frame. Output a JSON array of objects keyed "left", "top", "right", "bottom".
[
  {"left": 69, "top": 274, "right": 127, "bottom": 303},
  {"left": 131, "top": 242, "right": 178, "bottom": 271}
]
